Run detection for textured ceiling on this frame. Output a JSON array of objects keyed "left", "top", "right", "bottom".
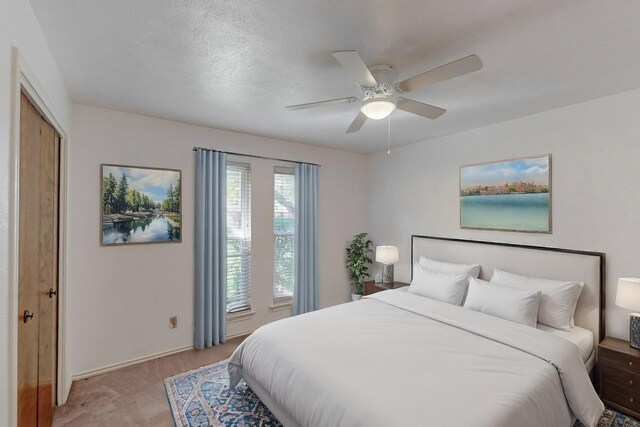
[{"left": 29, "top": 0, "right": 640, "bottom": 153}]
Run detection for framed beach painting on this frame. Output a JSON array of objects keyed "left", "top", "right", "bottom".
[
  {"left": 101, "top": 164, "right": 182, "bottom": 245},
  {"left": 460, "top": 155, "right": 551, "bottom": 233}
]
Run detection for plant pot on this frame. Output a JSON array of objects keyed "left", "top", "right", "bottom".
[{"left": 351, "top": 294, "right": 362, "bottom": 301}]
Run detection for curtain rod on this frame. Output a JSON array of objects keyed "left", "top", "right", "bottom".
[{"left": 193, "top": 147, "right": 321, "bottom": 167}]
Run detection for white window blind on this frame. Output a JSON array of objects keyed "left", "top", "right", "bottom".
[
  {"left": 226, "top": 162, "right": 252, "bottom": 313},
  {"left": 273, "top": 167, "right": 295, "bottom": 302}
]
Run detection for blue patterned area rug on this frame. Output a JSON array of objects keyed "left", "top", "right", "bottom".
[
  {"left": 165, "top": 359, "right": 638, "bottom": 427},
  {"left": 164, "top": 359, "right": 282, "bottom": 427},
  {"left": 593, "top": 409, "right": 640, "bottom": 427}
]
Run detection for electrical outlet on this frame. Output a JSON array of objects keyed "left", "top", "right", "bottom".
[{"left": 169, "top": 316, "right": 177, "bottom": 328}]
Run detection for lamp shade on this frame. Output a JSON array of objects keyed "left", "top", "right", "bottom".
[
  {"left": 616, "top": 278, "right": 640, "bottom": 311},
  {"left": 376, "top": 246, "right": 399, "bottom": 264},
  {"left": 360, "top": 100, "right": 396, "bottom": 120}
]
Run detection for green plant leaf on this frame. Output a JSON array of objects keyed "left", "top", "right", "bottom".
[{"left": 345, "top": 232, "right": 374, "bottom": 293}]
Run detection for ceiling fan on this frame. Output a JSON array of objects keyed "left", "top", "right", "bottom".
[{"left": 285, "top": 51, "right": 483, "bottom": 133}]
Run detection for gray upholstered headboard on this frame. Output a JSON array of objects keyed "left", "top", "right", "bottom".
[{"left": 411, "top": 235, "right": 606, "bottom": 348}]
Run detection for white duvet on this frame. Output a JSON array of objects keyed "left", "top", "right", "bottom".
[{"left": 229, "top": 290, "right": 604, "bottom": 427}]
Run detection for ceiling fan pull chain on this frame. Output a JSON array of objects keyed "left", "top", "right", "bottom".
[{"left": 387, "top": 115, "right": 391, "bottom": 154}]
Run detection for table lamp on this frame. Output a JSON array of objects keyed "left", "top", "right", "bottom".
[
  {"left": 616, "top": 277, "right": 640, "bottom": 348},
  {"left": 376, "top": 246, "right": 399, "bottom": 284}
]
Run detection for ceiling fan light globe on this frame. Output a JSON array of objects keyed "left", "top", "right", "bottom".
[{"left": 360, "top": 100, "right": 396, "bottom": 120}]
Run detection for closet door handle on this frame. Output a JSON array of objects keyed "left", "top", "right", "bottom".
[
  {"left": 49, "top": 288, "right": 57, "bottom": 298},
  {"left": 23, "top": 310, "right": 34, "bottom": 323}
]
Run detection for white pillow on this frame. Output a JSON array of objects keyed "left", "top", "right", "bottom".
[
  {"left": 570, "top": 282, "right": 585, "bottom": 327},
  {"left": 464, "top": 277, "right": 541, "bottom": 327},
  {"left": 419, "top": 256, "right": 481, "bottom": 278},
  {"left": 490, "top": 268, "right": 583, "bottom": 331},
  {"left": 409, "top": 264, "right": 469, "bottom": 306}
]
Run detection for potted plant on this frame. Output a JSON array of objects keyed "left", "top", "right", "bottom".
[{"left": 346, "top": 232, "right": 373, "bottom": 301}]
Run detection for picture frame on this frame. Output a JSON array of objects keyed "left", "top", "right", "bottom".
[
  {"left": 459, "top": 155, "right": 551, "bottom": 233},
  {"left": 101, "top": 164, "right": 182, "bottom": 245}
]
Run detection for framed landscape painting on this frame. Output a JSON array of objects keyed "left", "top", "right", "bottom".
[
  {"left": 460, "top": 155, "right": 551, "bottom": 233},
  {"left": 101, "top": 164, "right": 182, "bottom": 245}
]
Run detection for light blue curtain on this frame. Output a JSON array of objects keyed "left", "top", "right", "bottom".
[
  {"left": 195, "top": 149, "right": 227, "bottom": 348},
  {"left": 293, "top": 163, "right": 319, "bottom": 315}
]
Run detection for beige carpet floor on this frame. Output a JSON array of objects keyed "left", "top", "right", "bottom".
[{"left": 52, "top": 336, "right": 245, "bottom": 427}]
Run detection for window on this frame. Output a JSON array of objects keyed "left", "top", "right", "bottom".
[
  {"left": 273, "top": 167, "right": 295, "bottom": 302},
  {"left": 226, "top": 163, "right": 251, "bottom": 313}
]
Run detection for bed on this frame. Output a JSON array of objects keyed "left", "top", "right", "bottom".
[{"left": 228, "top": 236, "right": 606, "bottom": 427}]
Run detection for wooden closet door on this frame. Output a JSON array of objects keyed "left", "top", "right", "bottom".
[
  {"left": 36, "top": 116, "right": 58, "bottom": 426},
  {"left": 18, "top": 94, "right": 42, "bottom": 427},
  {"left": 18, "top": 94, "right": 59, "bottom": 427}
]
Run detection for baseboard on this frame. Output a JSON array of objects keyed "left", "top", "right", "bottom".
[
  {"left": 70, "top": 332, "right": 252, "bottom": 383},
  {"left": 72, "top": 345, "right": 193, "bottom": 381}
]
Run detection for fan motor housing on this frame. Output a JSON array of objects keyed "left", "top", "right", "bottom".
[
  {"left": 361, "top": 64, "right": 397, "bottom": 100},
  {"left": 369, "top": 64, "right": 396, "bottom": 85}
]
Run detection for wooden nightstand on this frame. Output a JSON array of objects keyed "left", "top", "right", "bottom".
[
  {"left": 363, "top": 280, "right": 409, "bottom": 295},
  {"left": 599, "top": 337, "right": 640, "bottom": 419}
]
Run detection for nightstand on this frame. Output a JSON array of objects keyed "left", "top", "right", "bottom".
[
  {"left": 363, "top": 280, "right": 409, "bottom": 295},
  {"left": 599, "top": 337, "right": 640, "bottom": 419}
]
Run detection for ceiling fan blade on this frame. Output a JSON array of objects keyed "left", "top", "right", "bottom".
[
  {"left": 285, "top": 97, "right": 358, "bottom": 111},
  {"left": 396, "top": 98, "right": 446, "bottom": 119},
  {"left": 396, "top": 54, "right": 483, "bottom": 93},
  {"left": 346, "top": 112, "right": 367, "bottom": 133},
  {"left": 332, "top": 50, "right": 378, "bottom": 87}
]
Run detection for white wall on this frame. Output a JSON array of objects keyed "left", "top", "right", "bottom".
[
  {"left": 367, "top": 87, "right": 640, "bottom": 341},
  {"left": 0, "top": 0, "right": 71, "bottom": 425},
  {"left": 68, "top": 104, "right": 368, "bottom": 376}
]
